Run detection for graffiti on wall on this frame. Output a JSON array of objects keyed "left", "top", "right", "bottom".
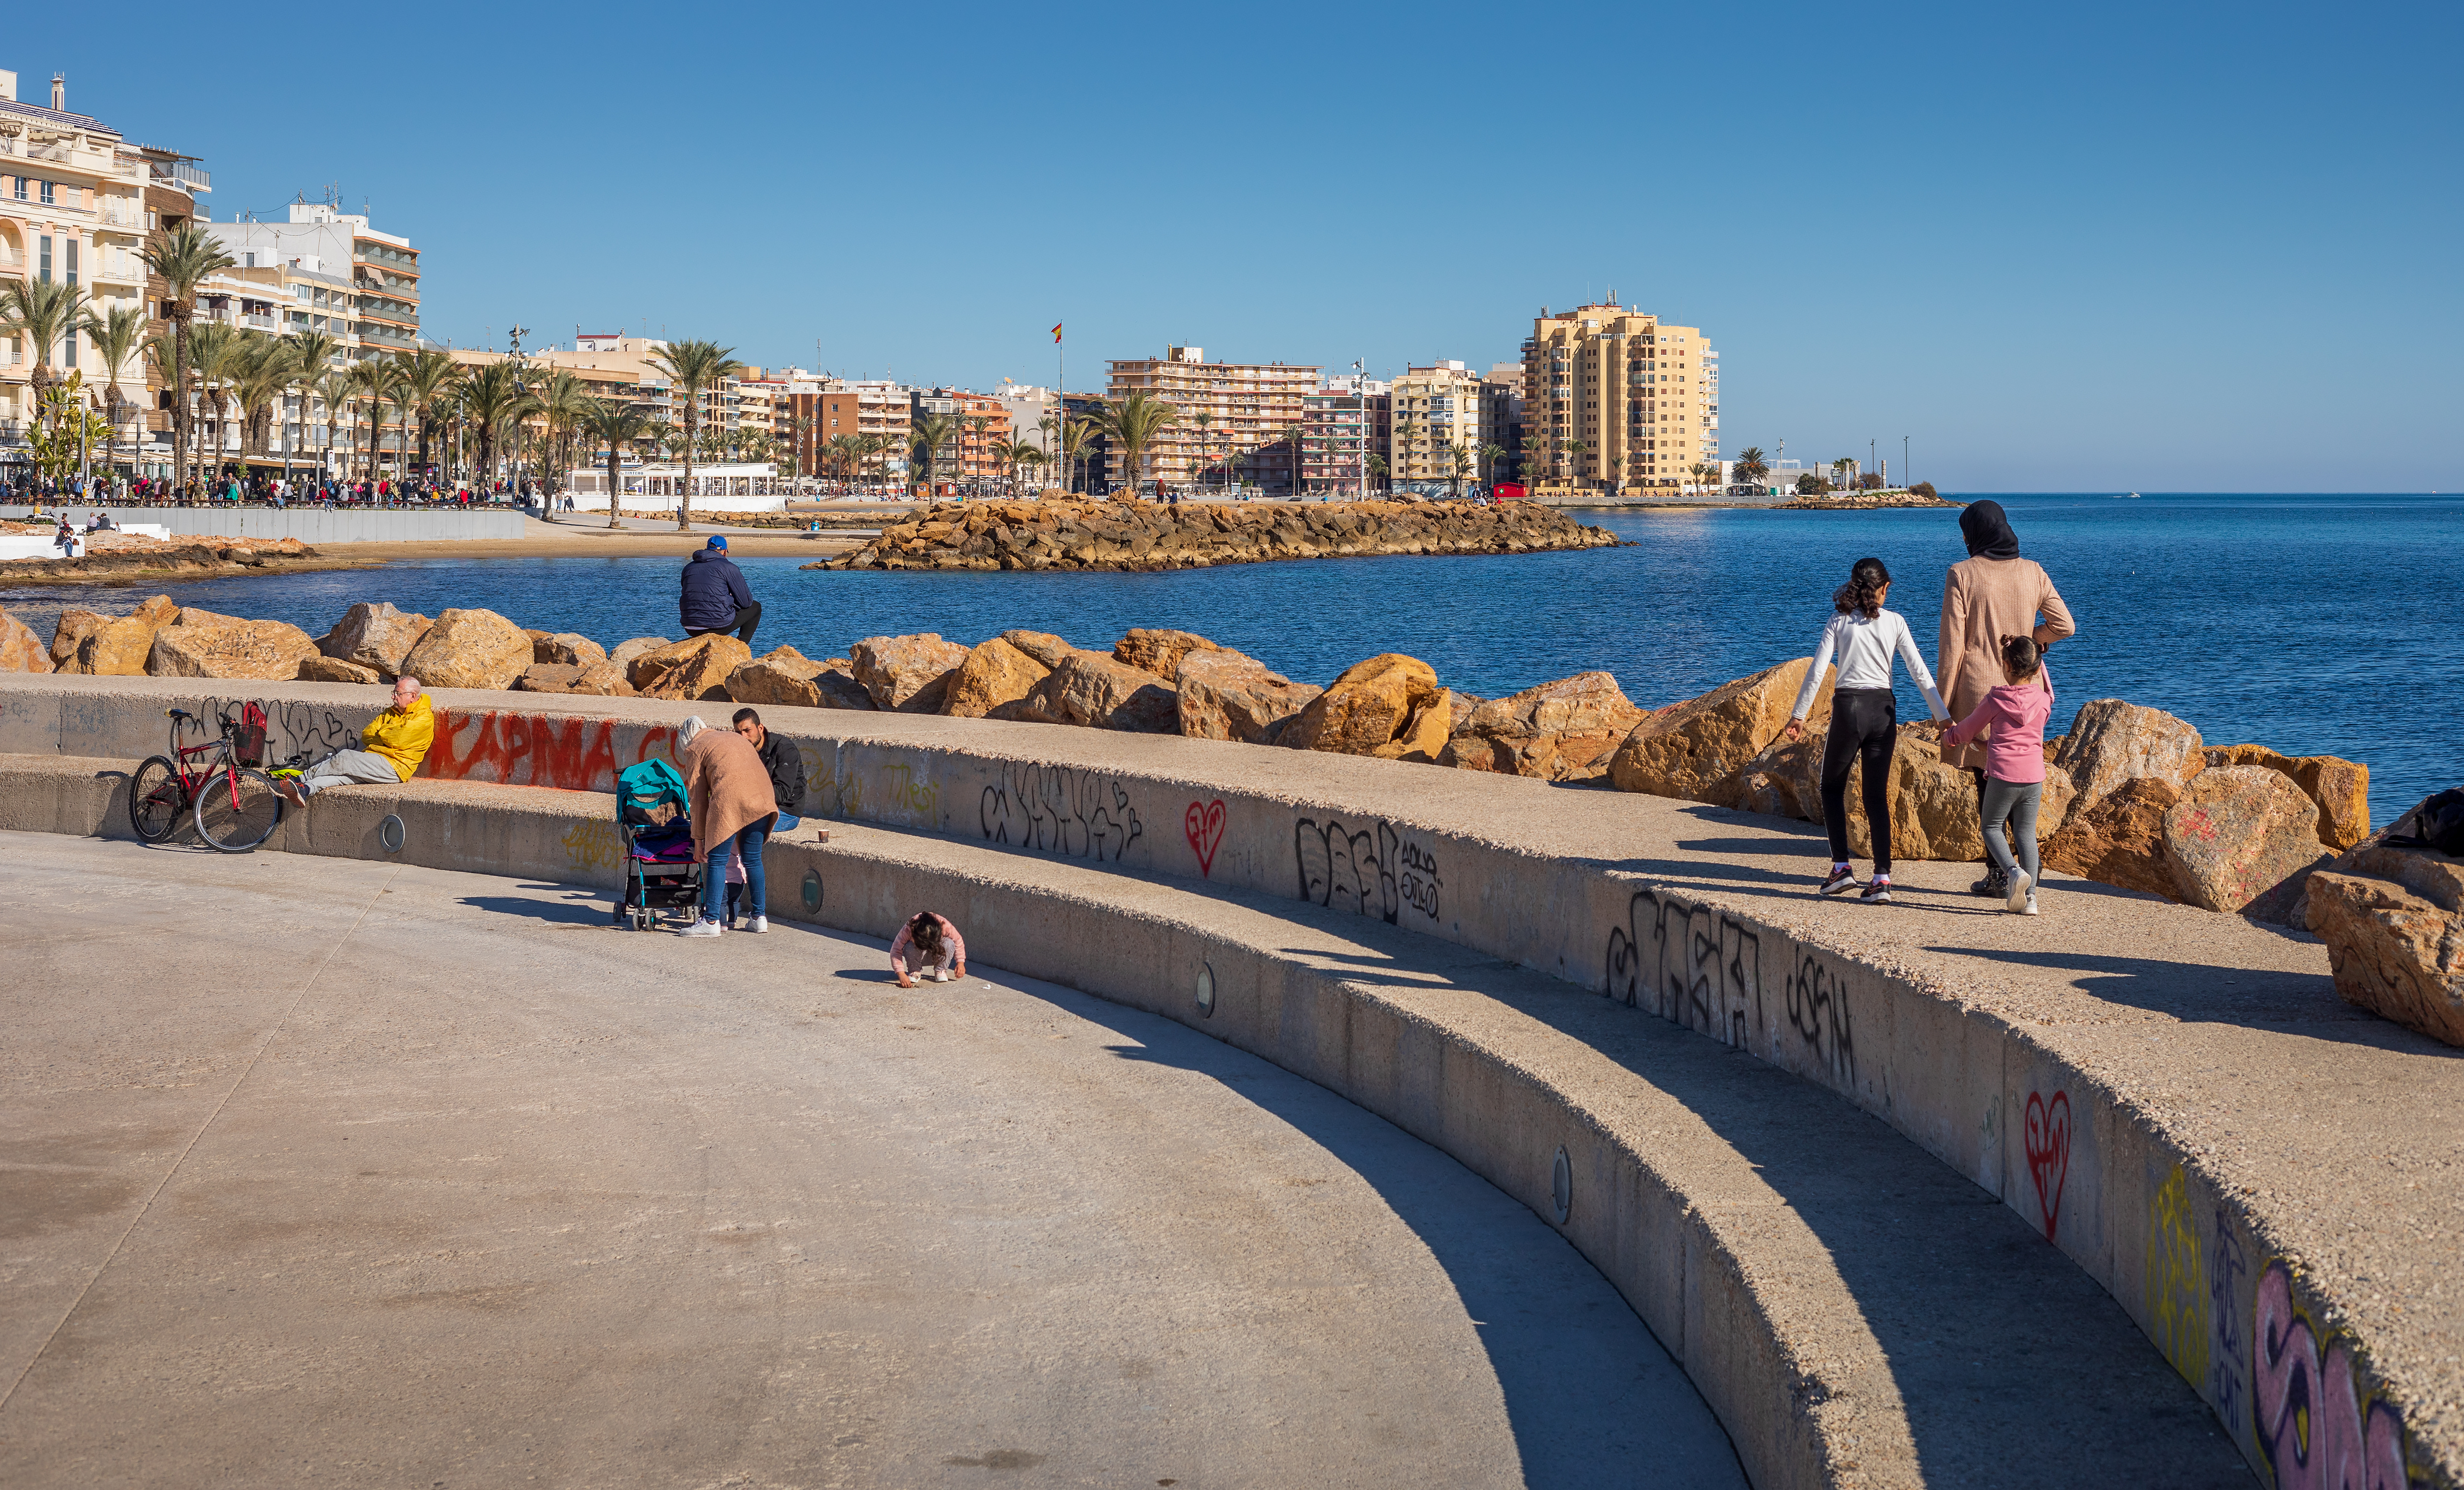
[
  {"left": 2146, "top": 1164, "right": 2210, "bottom": 1389},
  {"left": 1185, "top": 798, "right": 1226, "bottom": 877},
  {"left": 1780, "top": 948, "right": 1852, "bottom": 1081},
  {"left": 189, "top": 696, "right": 358, "bottom": 763},
  {"left": 1603, "top": 890, "right": 1766, "bottom": 1054},
  {"left": 560, "top": 818, "right": 625, "bottom": 877},
  {"left": 421, "top": 710, "right": 674, "bottom": 794},
  {"left": 2210, "top": 1205, "right": 2248, "bottom": 1436},
  {"left": 2023, "top": 1089, "right": 2071, "bottom": 1244},
  {"left": 982, "top": 763, "right": 1143, "bottom": 862},
  {"left": 2254, "top": 1259, "right": 2415, "bottom": 1490},
  {"left": 812, "top": 755, "right": 942, "bottom": 828},
  {"left": 1293, "top": 816, "right": 1440, "bottom": 927}
]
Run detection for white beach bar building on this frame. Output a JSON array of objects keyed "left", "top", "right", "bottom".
[{"left": 564, "top": 462, "right": 789, "bottom": 512}]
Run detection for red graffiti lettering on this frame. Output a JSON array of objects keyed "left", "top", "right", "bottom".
[
  {"left": 420, "top": 711, "right": 675, "bottom": 795},
  {"left": 1185, "top": 798, "right": 1226, "bottom": 876},
  {"left": 2023, "top": 1089, "right": 2070, "bottom": 1243}
]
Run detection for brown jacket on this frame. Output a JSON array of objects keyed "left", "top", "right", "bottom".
[
  {"left": 682, "top": 729, "right": 777, "bottom": 862},
  {"left": 1937, "top": 556, "right": 2075, "bottom": 772}
]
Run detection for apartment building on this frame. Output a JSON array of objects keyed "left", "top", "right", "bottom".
[
  {"left": 0, "top": 69, "right": 158, "bottom": 475},
  {"left": 209, "top": 199, "right": 422, "bottom": 361},
  {"left": 1388, "top": 361, "right": 1512, "bottom": 492},
  {"left": 1301, "top": 379, "right": 1388, "bottom": 495},
  {"left": 995, "top": 381, "right": 1061, "bottom": 481},
  {"left": 1105, "top": 346, "right": 1318, "bottom": 494},
  {"left": 906, "top": 387, "right": 1012, "bottom": 489},
  {"left": 819, "top": 380, "right": 909, "bottom": 480},
  {"left": 1483, "top": 362, "right": 1526, "bottom": 484},
  {"left": 1519, "top": 302, "right": 1718, "bottom": 493}
]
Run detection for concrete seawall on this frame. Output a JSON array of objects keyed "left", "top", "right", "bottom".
[
  {"left": 4, "top": 674, "right": 2455, "bottom": 1490},
  {"left": 0, "top": 507, "right": 527, "bottom": 543}
]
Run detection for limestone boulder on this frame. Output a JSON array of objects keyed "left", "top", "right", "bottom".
[
  {"left": 2206, "top": 744, "right": 2370, "bottom": 852},
  {"left": 2306, "top": 867, "right": 2464, "bottom": 1046},
  {"left": 723, "top": 645, "right": 828, "bottom": 708},
  {"left": 2160, "top": 764, "right": 2330, "bottom": 918},
  {"left": 945, "top": 638, "right": 1051, "bottom": 718},
  {"left": 1176, "top": 649, "right": 1322, "bottom": 743},
  {"left": 1280, "top": 654, "right": 1439, "bottom": 756},
  {"left": 1734, "top": 724, "right": 2078, "bottom": 863},
  {"left": 1114, "top": 628, "right": 1225, "bottom": 679},
  {"left": 175, "top": 606, "right": 245, "bottom": 629},
  {"left": 0, "top": 610, "right": 50, "bottom": 672},
  {"left": 611, "top": 636, "right": 671, "bottom": 669},
  {"left": 49, "top": 609, "right": 103, "bottom": 667},
  {"left": 533, "top": 632, "right": 608, "bottom": 668},
  {"left": 851, "top": 632, "right": 969, "bottom": 712},
  {"left": 998, "top": 630, "right": 1079, "bottom": 669},
  {"left": 76, "top": 615, "right": 170, "bottom": 676},
  {"left": 1608, "top": 658, "right": 1829, "bottom": 803},
  {"left": 630, "top": 633, "right": 753, "bottom": 702},
  {"left": 318, "top": 601, "right": 434, "bottom": 679},
  {"left": 2042, "top": 776, "right": 2183, "bottom": 900},
  {"left": 516, "top": 660, "right": 633, "bottom": 696},
  {"left": 2056, "top": 699, "right": 2205, "bottom": 817},
  {"left": 132, "top": 595, "right": 180, "bottom": 628},
  {"left": 1019, "top": 651, "right": 1179, "bottom": 733},
  {"left": 1440, "top": 671, "right": 1646, "bottom": 781},
  {"left": 812, "top": 660, "right": 878, "bottom": 711},
  {"left": 1374, "top": 689, "right": 1458, "bottom": 763},
  {"left": 400, "top": 608, "right": 534, "bottom": 692},
  {"left": 297, "top": 656, "right": 383, "bottom": 685},
  {"left": 148, "top": 619, "right": 322, "bottom": 680}
]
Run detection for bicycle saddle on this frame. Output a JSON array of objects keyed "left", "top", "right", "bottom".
[{"left": 166, "top": 708, "right": 193, "bottom": 720}]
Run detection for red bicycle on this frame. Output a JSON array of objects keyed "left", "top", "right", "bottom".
[{"left": 128, "top": 706, "right": 286, "bottom": 852}]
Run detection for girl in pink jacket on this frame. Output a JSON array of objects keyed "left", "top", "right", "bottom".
[{"left": 1942, "top": 636, "right": 2054, "bottom": 915}]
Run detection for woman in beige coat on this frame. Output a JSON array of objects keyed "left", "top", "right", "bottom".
[
  {"left": 1938, "top": 501, "right": 2076, "bottom": 895},
  {"left": 676, "top": 716, "right": 780, "bottom": 937}
]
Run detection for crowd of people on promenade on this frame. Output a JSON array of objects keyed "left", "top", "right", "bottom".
[{"left": 4, "top": 469, "right": 547, "bottom": 512}]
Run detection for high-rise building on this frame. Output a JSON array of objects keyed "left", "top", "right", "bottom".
[
  {"left": 1301, "top": 380, "right": 1387, "bottom": 496},
  {"left": 1104, "top": 346, "right": 1318, "bottom": 495},
  {"left": 1483, "top": 362, "right": 1526, "bottom": 484},
  {"left": 209, "top": 199, "right": 421, "bottom": 361},
  {"left": 1519, "top": 303, "right": 1718, "bottom": 493},
  {"left": 910, "top": 387, "right": 1012, "bottom": 492},
  {"left": 0, "top": 69, "right": 161, "bottom": 477},
  {"left": 1388, "top": 361, "right": 1512, "bottom": 493}
]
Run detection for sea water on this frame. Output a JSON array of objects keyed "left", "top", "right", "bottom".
[{"left": 5, "top": 493, "right": 2455, "bottom": 818}]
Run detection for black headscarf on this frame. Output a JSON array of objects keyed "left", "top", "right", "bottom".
[{"left": 1958, "top": 499, "right": 2020, "bottom": 560}]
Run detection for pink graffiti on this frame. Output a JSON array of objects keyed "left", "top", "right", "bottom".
[
  {"left": 1185, "top": 798, "right": 1226, "bottom": 877},
  {"left": 2255, "top": 1260, "right": 2409, "bottom": 1490},
  {"left": 2023, "top": 1089, "right": 2070, "bottom": 1243},
  {"left": 420, "top": 710, "right": 675, "bottom": 795}
]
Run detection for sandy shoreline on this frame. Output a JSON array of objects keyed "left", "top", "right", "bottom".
[{"left": 0, "top": 525, "right": 864, "bottom": 588}]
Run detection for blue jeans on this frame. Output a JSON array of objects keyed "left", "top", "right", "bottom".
[
  {"left": 702, "top": 817, "right": 771, "bottom": 922},
  {"left": 774, "top": 813, "right": 800, "bottom": 832}
]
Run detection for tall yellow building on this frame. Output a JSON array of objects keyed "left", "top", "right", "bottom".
[
  {"left": 1388, "top": 361, "right": 1510, "bottom": 490},
  {"left": 1519, "top": 303, "right": 1718, "bottom": 493}
]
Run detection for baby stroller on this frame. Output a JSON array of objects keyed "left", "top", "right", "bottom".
[{"left": 614, "top": 757, "right": 701, "bottom": 930}]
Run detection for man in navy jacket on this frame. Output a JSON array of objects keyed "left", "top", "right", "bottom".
[{"left": 679, "top": 535, "right": 760, "bottom": 645}]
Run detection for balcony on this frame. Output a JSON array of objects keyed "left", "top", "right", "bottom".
[{"left": 150, "top": 161, "right": 210, "bottom": 194}]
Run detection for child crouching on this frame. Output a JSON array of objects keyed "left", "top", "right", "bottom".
[{"left": 1942, "top": 635, "right": 2054, "bottom": 915}]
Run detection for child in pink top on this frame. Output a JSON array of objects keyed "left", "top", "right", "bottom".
[
  {"left": 1942, "top": 635, "right": 2055, "bottom": 915},
  {"left": 890, "top": 910, "right": 967, "bottom": 987}
]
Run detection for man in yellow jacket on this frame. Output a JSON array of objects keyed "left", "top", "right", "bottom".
[{"left": 275, "top": 675, "right": 435, "bottom": 809}]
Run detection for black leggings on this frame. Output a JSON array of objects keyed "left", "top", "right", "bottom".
[{"left": 1822, "top": 688, "right": 1899, "bottom": 872}]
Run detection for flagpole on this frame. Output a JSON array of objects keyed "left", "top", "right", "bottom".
[{"left": 1056, "top": 327, "right": 1063, "bottom": 497}]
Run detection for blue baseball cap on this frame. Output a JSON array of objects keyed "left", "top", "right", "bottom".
[{"left": 706, "top": 535, "right": 727, "bottom": 550}]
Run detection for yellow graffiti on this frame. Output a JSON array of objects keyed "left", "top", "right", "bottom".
[
  {"left": 815, "top": 764, "right": 864, "bottom": 820},
  {"left": 560, "top": 818, "right": 626, "bottom": 876},
  {"left": 2146, "top": 1163, "right": 2210, "bottom": 1388},
  {"left": 877, "top": 761, "right": 939, "bottom": 826}
]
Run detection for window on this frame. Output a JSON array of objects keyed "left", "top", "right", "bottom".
[
  {"left": 243, "top": 252, "right": 257, "bottom": 268},
  {"left": 37, "top": 235, "right": 50, "bottom": 283},
  {"left": 40, "top": 179, "right": 56, "bottom": 205},
  {"left": 63, "top": 326, "right": 76, "bottom": 369},
  {"left": 65, "top": 239, "right": 76, "bottom": 287}
]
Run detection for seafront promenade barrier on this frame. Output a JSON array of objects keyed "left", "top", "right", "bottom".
[
  {"left": 0, "top": 507, "right": 527, "bottom": 543},
  {"left": 3, "top": 674, "right": 2453, "bottom": 1490}
]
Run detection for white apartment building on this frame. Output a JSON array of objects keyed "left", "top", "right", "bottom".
[{"left": 208, "top": 200, "right": 422, "bottom": 361}]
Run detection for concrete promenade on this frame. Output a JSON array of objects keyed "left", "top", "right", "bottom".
[
  {"left": 2, "top": 507, "right": 529, "bottom": 544},
  {"left": 0, "top": 675, "right": 2456, "bottom": 1488},
  {"left": 0, "top": 835, "right": 1745, "bottom": 1488}
]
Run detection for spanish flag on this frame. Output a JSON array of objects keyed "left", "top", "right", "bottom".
[{"left": 1051, "top": 323, "right": 1063, "bottom": 343}]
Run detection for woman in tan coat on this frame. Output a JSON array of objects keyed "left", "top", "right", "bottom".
[
  {"left": 1938, "top": 501, "right": 2076, "bottom": 895},
  {"left": 676, "top": 716, "right": 780, "bottom": 937}
]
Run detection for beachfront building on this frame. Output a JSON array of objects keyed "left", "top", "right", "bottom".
[
  {"left": 910, "top": 386, "right": 1013, "bottom": 492},
  {"left": 1105, "top": 346, "right": 1318, "bottom": 495},
  {"left": 0, "top": 69, "right": 160, "bottom": 481},
  {"left": 1519, "top": 302, "right": 1718, "bottom": 494},
  {"left": 996, "top": 381, "right": 1060, "bottom": 485},
  {"left": 1484, "top": 362, "right": 1526, "bottom": 485},
  {"left": 1388, "top": 361, "right": 1511, "bottom": 495},
  {"left": 208, "top": 199, "right": 421, "bottom": 362},
  {"left": 1301, "top": 378, "right": 1388, "bottom": 496}
]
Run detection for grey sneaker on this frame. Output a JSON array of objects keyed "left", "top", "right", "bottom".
[
  {"left": 1818, "top": 866, "right": 1858, "bottom": 896},
  {"left": 2006, "top": 868, "right": 2033, "bottom": 913},
  {"left": 745, "top": 915, "right": 767, "bottom": 934},
  {"left": 2019, "top": 893, "right": 2040, "bottom": 916},
  {"left": 1859, "top": 878, "right": 1894, "bottom": 904},
  {"left": 676, "top": 917, "right": 723, "bottom": 938}
]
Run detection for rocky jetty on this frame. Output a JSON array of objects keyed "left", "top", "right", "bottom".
[
  {"left": 1778, "top": 490, "right": 1961, "bottom": 511},
  {"left": 2301, "top": 800, "right": 2464, "bottom": 1046},
  {"left": 807, "top": 498, "right": 1618, "bottom": 572},
  {"left": 0, "top": 533, "right": 326, "bottom": 587}
]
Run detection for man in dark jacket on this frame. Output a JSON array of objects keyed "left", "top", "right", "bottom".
[
  {"left": 731, "top": 708, "right": 805, "bottom": 830},
  {"left": 680, "top": 535, "right": 760, "bottom": 645}
]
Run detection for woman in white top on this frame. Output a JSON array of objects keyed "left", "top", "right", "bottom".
[{"left": 1781, "top": 556, "right": 1951, "bottom": 903}]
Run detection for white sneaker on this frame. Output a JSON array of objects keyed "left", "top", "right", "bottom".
[
  {"left": 2020, "top": 893, "right": 2040, "bottom": 916},
  {"left": 745, "top": 915, "right": 767, "bottom": 934},
  {"left": 929, "top": 968, "right": 950, "bottom": 982},
  {"left": 2006, "top": 868, "right": 2033, "bottom": 913},
  {"left": 676, "top": 918, "right": 723, "bottom": 937}
]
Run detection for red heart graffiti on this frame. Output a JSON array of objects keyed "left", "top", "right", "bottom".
[
  {"left": 2024, "top": 1090, "right": 2071, "bottom": 1243},
  {"left": 1184, "top": 799, "right": 1226, "bottom": 877}
]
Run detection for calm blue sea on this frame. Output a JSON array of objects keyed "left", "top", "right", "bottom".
[{"left": 6, "top": 493, "right": 2456, "bottom": 819}]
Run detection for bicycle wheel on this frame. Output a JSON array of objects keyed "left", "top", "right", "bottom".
[
  {"left": 128, "top": 756, "right": 185, "bottom": 842},
  {"left": 193, "top": 765, "right": 284, "bottom": 853}
]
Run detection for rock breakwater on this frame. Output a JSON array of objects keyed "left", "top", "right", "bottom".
[{"left": 807, "top": 498, "right": 1618, "bottom": 572}]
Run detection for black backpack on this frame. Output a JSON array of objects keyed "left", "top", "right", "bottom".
[{"left": 2389, "top": 789, "right": 2464, "bottom": 857}]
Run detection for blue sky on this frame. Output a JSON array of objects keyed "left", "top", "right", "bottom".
[{"left": 16, "top": 0, "right": 2459, "bottom": 490}]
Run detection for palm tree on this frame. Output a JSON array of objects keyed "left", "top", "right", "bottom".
[
  {"left": 1565, "top": 437, "right": 1590, "bottom": 488},
  {"left": 1731, "top": 446, "right": 1769, "bottom": 489},
  {"left": 1060, "top": 416, "right": 1097, "bottom": 494},
  {"left": 910, "top": 413, "right": 957, "bottom": 497},
  {"left": 1689, "top": 461, "right": 1718, "bottom": 495},
  {"left": 1094, "top": 388, "right": 1175, "bottom": 499},
  {"left": 315, "top": 367, "right": 354, "bottom": 484},
  {"left": 644, "top": 339, "right": 746, "bottom": 529},
  {"left": 139, "top": 224, "right": 236, "bottom": 495},
  {"left": 234, "top": 336, "right": 296, "bottom": 468},
  {"left": 185, "top": 321, "right": 247, "bottom": 487},
  {"left": 1479, "top": 441, "right": 1506, "bottom": 492},
  {"left": 1448, "top": 443, "right": 1474, "bottom": 500},
  {"left": 0, "top": 278, "right": 90, "bottom": 411},
  {"left": 532, "top": 369, "right": 593, "bottom": 489},
  {"left": 455, "top": 361, "right": 529, "bottom": 494},
  {"left": 284, "top": 329, "right": 347, "bottom": 482},
  {"left": 1367, "top": 452, "right": 1389, "bottom": 492},
  {"left": 388, "top": 349, "right": 460, "bottom": 486},
  {"left": 1831, "top": 457, "right": 1854, "bottom": 492},
  {"left": 962, "top": 413, "right": 992, "bottom": 492},
  {"left": 77, "top": 303, "right": 148, "bottom": 483},
  {"left": 1189, "top": 410, "right": 1213, "bottom": 489},
  {"left": 579, "top": 398, "right": 660, "bottom": 530}
]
